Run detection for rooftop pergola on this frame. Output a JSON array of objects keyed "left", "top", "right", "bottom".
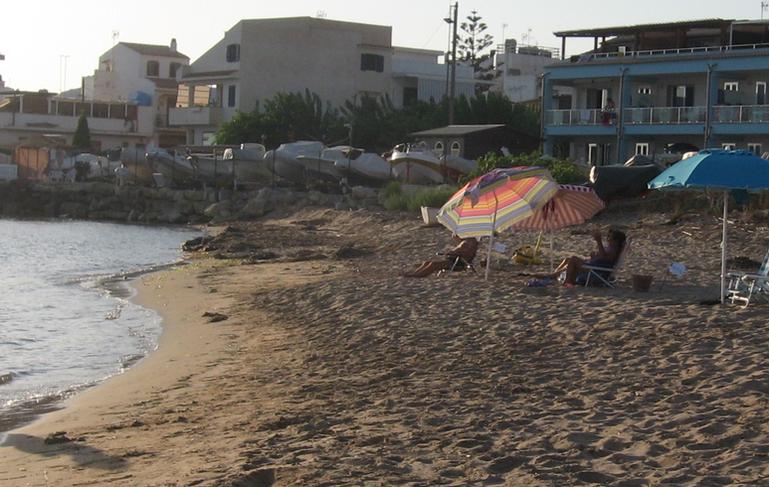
[{"left": 553, "top": 18, "right": 737, "bottom": 60}]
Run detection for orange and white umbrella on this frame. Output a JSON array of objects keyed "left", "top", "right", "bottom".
[
  {"left": 509, "top": 184, "right": 604, "bottom": 231},
  {"left": 510, "top": 184, "right": 605, "bottom": 269}
]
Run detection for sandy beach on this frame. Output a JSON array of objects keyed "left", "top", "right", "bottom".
[{"left": 2, "top": 204, "right": 769, "bottom": 486}]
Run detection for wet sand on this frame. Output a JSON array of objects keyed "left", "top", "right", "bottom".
[{"left": 1, "top": 207, "right": 769, "bottom": 486}]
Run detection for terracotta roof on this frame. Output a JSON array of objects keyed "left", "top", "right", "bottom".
[{"left": 120, "top": 42, "right": 189, "bottom": 59}]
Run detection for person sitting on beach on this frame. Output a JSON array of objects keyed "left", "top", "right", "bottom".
[
  {"left": 542, "top": 228, "right": 626, "bottom": 286},
  {"left": 403, "top": 235, "right": 479, "bottom": 278}
]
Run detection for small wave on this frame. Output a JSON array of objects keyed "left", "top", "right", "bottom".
[{"left": 120, "top": 354, "right": 145, "bottom": 371}]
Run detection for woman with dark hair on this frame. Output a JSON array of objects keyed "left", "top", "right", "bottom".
[{"left": 543, "top": 228, "right": 626, "bottom": 286}]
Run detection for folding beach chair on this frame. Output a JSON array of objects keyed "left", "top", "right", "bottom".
[
  {"left": 437, "top": 253, "right": 477, "bottom": 276},
  {"left": 727, "top": 249, "right": 769, "bottom": 307},
  {"left": 582, "top": 238, "right": 632, "bottom": 288}
]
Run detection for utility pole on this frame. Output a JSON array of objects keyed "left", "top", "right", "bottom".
[{"left": 449, "top": 2, "right": 459, "bottom": 125}]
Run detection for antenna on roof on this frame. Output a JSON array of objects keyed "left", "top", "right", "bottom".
[
  {"left": 316, "top": 10, "right": 327, "bottom": 18},
  {"left": 112, "top": 31, "right": 120, "bottom": 45}
]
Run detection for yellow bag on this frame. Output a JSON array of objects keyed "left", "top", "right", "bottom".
[{"left": 513, "top": 232, "right": 543, "bottom": 265}]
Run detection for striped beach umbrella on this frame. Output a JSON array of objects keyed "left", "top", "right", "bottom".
[
  {"left": 510, "top": 184, "right": 604, "bottom": 231},
  {"left": 437, "top": 166, "right": 558, "bottom": 279},
  {"left": 509, "top": 184, "right": 605, "bottom": 269}
]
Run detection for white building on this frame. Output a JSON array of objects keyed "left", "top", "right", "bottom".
[
  {"left": 0, "top": 91, "right": 154, "bottom": 150},
  {"left": 494, "top": 39, "right": 561, "bottom": 103},
  {"left": 391, "top": 47, "right": 475, "bottom": 107},
  {"left": 170, "top": 17, "right": 478, "bottom": 145},
  {"left": 83, "top": 40, "right": 189, "bottom": 147}
]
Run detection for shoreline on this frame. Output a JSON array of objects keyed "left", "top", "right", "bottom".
[
  {"left": 0, "top": 259, "right": 191, "bottom": 435},
  {"left": 0, "top": 258, "right": 234, "bottom": 484}
]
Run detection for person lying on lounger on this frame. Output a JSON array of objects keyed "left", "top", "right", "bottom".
[
  {"left": 542, "top": 228, "right": 626, "bottom": 285},
  {"left": 403, "top": 235, "right": 479, "bottom": 278}
]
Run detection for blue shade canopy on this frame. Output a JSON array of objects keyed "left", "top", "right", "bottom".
[{"left": 648, "top": 149, "right": 769, "bottom": 191}]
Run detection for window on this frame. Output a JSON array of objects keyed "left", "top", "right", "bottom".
[
  {"left": 176, "top": 84, "right": 189, "bottom": 108},
  {"left": 226, "top": 44, "right": 240, "bottom": 63},
  {"left": 724, "top": 82, "right": 739, "bottom": 92},
  {"left": 169, "top": 62, "right": 181, "bottom": 78},
  {"left": 588, "top": 143, "right": 599, "bottom": 165},
  {"left": 403, "top": 86, "right": 417, "bottom": 106},
  {"left": 748, "top": 143, "right": 762, "bottom": 155},
  {"left": 227, "top": 85, "right": 236, "bottom": 108},
  {"left": 757, "top": 82, "right": 766, "bottom": 105},
  {"left": 434, "top": 141, "right": 444, "bottom": 155},
  {"left": 722, "top": 143, "right": 737, "bottom": 150},
  {"left": 635, "top": 143, "right": 649, "bottom": 156},
  {"left": 667, "top": 85, "right": 694, "bottom": 107},
  {"left": 450, "top": 141, "right": 461, "bottom": 157},
  {"left": 637, "top": 87, "right": 652, "bottom": 95},
  {"left": 146, "top": 60, "right": 159, "bottom": 77},
  {"left": 360, "top": 53, "right": 384, "bottom": 73}
]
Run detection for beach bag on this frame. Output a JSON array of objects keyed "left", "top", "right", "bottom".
[
  {"left": 513, "top": 245, "right": 541, "bottom": 265},
  {"left": 513, "top": 231, "right": 544, "bottom": 265}
]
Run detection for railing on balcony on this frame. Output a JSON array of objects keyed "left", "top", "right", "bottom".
[
  {"left": 545, "top": 108, "right": 615, "bottom": 126},
  {"left": 581, "top": 42, "right": 769, "bottom": 62},
  {"left": 624, "top": 106, "right": 706, "bottom": 124},
  {"left": 713, "top": 105, "right": 769, "bottom": 123}
]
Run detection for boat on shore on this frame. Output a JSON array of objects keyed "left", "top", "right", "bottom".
[
  {"left": 266, "top": 141, "right": 328, "bottom": 185},
  {"left": 389, "top": 143, "right": 444, "bottom": 184},
  {"left": 331, "top": 146, "right": 392, "bottom": 185},
  {"left": 222, "top": 143, "right": 273, "bottom": 183}
]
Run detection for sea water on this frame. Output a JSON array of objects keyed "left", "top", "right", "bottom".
[{"left": 0, "top": 219, "right": 198, "bottom": 431}]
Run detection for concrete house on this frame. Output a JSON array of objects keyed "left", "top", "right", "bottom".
[
  {"left": 171, "top": 16, "right": 479, "bottom": 145},
  {"left": 84, "top": 40, "right": 190, "bottom": 147},
  {"left": 542, "top": 19, "right": 769, "bottom": 166},
  {"left": 0, "top": 90, "right": 154, "bottom": 151},
  {"left": 494, "top": 39, "right": 561, "bottom": 103}
]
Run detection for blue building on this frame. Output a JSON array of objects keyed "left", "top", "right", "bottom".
[{"left": 542, "top": 19, "right": 769, "bottom": 166}]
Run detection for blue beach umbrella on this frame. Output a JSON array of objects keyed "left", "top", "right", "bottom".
[{"left": 648, "top": 149, "right": 769, "bottom": 302}]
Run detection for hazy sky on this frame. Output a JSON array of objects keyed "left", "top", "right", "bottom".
[{"left": 0, "top": 0, "right": 763, "bottom": 92}]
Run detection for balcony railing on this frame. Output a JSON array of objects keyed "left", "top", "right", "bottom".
[
  {"left": 713, "top": 105, "right": 769, "bottom": 123},
  {"left": 545, "top": 109, "right": 615, "bottom": 126},
  {"left": 624, "top": 106, "right": 706, "bottom": 124},
  {"left": 579, "top": 42, "right": 769, "bottom": 62}
]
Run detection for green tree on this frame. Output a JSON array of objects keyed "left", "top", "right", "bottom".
[
  {"left": 215, "top": 90, "right": 346, "bottom": 147},
  {"left": 458, "top": 10, "right": 496, "bottom": 92},
  {"left": 72, "top": 111, "right": 91, "bottom": 150}
]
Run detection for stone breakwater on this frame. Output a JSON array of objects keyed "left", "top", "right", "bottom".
[{"left": 0, "top": 182, "right": 382, "bottom": 224}]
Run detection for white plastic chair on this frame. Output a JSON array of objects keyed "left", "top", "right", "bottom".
[{"left": 727, "top": 250, "right": 769, "bottom": 307}]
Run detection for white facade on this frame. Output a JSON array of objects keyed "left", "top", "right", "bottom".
[
  {"left": 83, "top": 41, "right": 189, "bottom": 147},
  {"left": 172, "top": 17, "right": 478, "bottom": 145},
  {"left": 0, "top": 93, "right": 154, "bottom": 150},
  {"left": 391, "top": 47, "right": 475, "bottom": 107},
  {"left": 494, "top": 39, "right": 561, "bottom": 103}
]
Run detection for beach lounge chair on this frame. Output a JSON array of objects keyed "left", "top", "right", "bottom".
[
  {"left": 727, "top": 249, "right": 769, "bottom": 307},
  {"left": 582, "top": 238, "right": 632, "bottom": 287}
]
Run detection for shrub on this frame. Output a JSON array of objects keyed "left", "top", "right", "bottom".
[
  {"left": 381, "top": 183, "right": 458, "bottom": 212},
  {"left": 406, "top": 186, "right": 457, "bottom": 212},
  {"left": 464, "top": 151, "right": 588, "bottom": 184}
]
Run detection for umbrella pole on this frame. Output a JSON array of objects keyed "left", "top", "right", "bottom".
[
  {"left": 485, "top": 194, "right": 499, "bottom": 281},
  {"left": 721, "top": 190, "right": 728, "bottom": 304},
  {"left": 550, "top": 230, "right": 554, "bottom": 271}
]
